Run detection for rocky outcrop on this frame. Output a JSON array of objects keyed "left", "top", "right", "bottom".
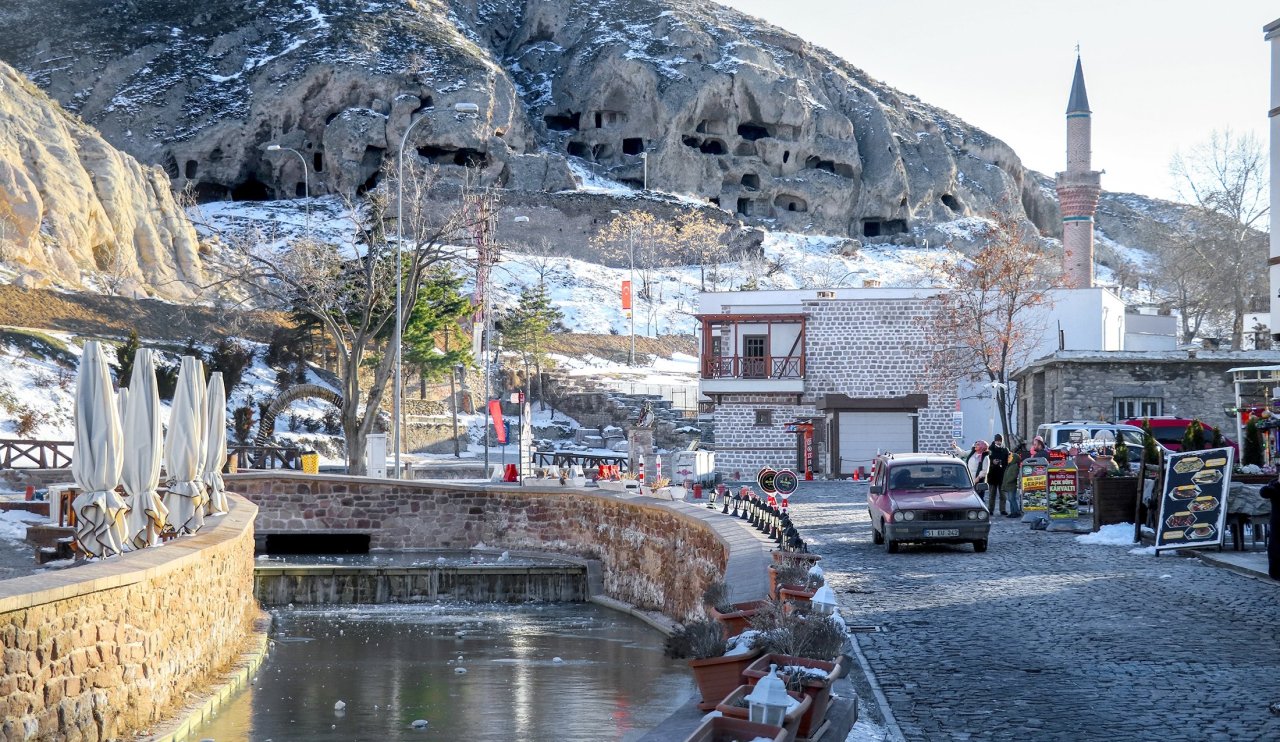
[{"left": 0, "top": 61, "right": 205, "bottom": 299}]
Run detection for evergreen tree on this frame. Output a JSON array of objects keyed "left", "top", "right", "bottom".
[
  {"left": 1244, "top": 419, "right": 1264, "bottom": 466},
  {"left": 1141, "top": 420, "right": 1161, "bottom": 465},
  {"left": 115, "top": 330, "right": 140, "bottom": 388},
  {"left": 502, "top": 284, "right": 563, "bottom": 410},
  {"left": 401, "top": 268, "right": 473, "bottom": 396},
  {"left": 1182, "top": 419, "right": 1206, "bottom": 451},
  {"left": 207, "top": 338, "right": 255, "bottom": 395}
]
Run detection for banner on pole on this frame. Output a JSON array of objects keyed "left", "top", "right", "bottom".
[
  {"left": 488, "top": 400, "right": 506, "bottom": 444},
  {"left": 621, "top": 280, "right": 632, "bottom": 310}
]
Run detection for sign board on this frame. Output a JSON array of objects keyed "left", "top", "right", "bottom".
[
  {"left": 951, "top": 412, "right": 964, "bottom": 440},
  {"left": 757, "top": 467, "right": 777, "bottom": 494},
  {"left": 1046, "top": 468, "right": 1078, "bottom": 520},
  {"left": 774, "top": 469, "right": 799, "bottom": 496},
  {"left": 1154, "top": 447, "right": 1234, "bottom": 551},
  {"left": 1020, "top": 459, "right": 1048, "bottom": 513}
]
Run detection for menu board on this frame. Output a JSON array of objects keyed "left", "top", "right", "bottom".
[
  {"left": 1154, "top": 447, "right": 1234, "bottom": 551},
  {"left": 1046, "top": 468, "right": 1078, "bottom": 520},
  {"left": 1020, "top": 459, "right": 1048, "bottom": 513}
]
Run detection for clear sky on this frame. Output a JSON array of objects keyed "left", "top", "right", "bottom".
[{"left": 714, "top": 0, "right": 1275, "bottom": 202}]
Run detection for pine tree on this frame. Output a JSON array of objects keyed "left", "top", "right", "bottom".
[
  {"left": 1182, "top": 419, "right": 1206, "bottom": 451},
  {"left": 502, "top": 284, "right": 563, "bottom": 410},
  {"left": 1244, "top": 419, "right": 1264, "bottom": 466},
  {"left": 401, "top": 268, "right": 473, "bottom": 396},
  {"left": 115, "top": 330, "right": 140, "bottom": 388},
  {"left": 1141, "top": 420, "right": 1161, "bottom": 465}
]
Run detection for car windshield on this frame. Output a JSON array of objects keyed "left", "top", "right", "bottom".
[{"left": 890, "top": 464, "right": 971, "bottom": 490}]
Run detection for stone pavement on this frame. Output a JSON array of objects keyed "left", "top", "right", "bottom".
[{"left": 785, "top": 480, "right": 1280, "bottom": 742}]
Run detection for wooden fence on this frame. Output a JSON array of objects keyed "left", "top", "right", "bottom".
[{"left": 0, "top": 439, "right": 73, "bottom": 469}]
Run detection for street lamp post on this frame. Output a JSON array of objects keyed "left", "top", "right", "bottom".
[
  {"left": 451, "top": 363, "right": 464, "bottom": 458},
  {"left": 266, "top": 144, "right": 310, "bottom": 227},
  {"left": 640, "top": 151, "right": 648, "bottom": 190},
  {"left": 609, "top": 209, "right": 637, "bottom": 366}
]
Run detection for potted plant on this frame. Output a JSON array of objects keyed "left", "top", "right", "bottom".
[
  {"left": 768, "top": 552, "right": 820, "bottom": 599},
  {"left": 715, "top": 684, "right": 811, "bottom": 742},
  {"left": 741, "top": 600, "right": 847, "bottom": 738},
  {"left": 773, "top": 564, "right": 824, "bottom": 606},
  {"left": 704, "top": 581, "right": 766, "bottom": 638},
  {"left": 1090, "top": 463, "right": 1140, "bottom": 530},
  {"left": 665, "top": 618, "right": 764, "bottom": 711},
  {"left": 684, "top": 715, "right": 787, "bottom": 742}
]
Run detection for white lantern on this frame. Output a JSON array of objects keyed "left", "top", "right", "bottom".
[
  {"left": 811, "top": 584, "right": 838, "bottom": 616},
  {"left": 744, "top": 663, "right": 791, "bottom": 727}
]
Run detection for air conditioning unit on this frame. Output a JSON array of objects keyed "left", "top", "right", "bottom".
[{"left": 816, "top": 290, "right": 836, "bottom": 299}]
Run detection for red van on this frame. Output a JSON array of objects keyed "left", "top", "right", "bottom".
[{"left": 1122, "top": 417, "right": 1238, "bottom": 454}]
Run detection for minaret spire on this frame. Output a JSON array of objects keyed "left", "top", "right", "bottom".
[{"left": 1055, "top": 55, "right": 1101, "bottom": 289}]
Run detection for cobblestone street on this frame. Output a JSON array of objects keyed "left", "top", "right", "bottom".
[{"left": 784, "top": 480, "right": 1280, "bottom": 742}]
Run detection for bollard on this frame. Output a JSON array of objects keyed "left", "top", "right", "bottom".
[
  {"left": 693, "top": 483, "right": 703, "bottom": 500},
  {"left": 25, "top": 485, "right": 34, "bottom": 501}
]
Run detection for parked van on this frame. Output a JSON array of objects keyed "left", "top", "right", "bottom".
[
  {"left": 1121, "top": 417, "right": 1238, "bottom": 455},
  {"left": 1035, "top": 421, "right": 1146, "bottom": 460}
]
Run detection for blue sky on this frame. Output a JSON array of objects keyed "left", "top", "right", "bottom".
[{"left": 715, "top": 0, "right": 1275, "bottom": 202}]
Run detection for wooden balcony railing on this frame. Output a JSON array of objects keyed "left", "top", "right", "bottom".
[
  {"left": 701, "top": 355, "right": 804, "bottom": 380},
  {"left": 0, "top": 439, "right": 73, "bottom": 469}
]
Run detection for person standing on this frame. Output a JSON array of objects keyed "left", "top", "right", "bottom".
[
  {"left": 1029, "top": 435, "right": 1046, "bottom": 460},
  {"left": 965, "top": 440, "right": 992, "bottom": 511},
  {"left": 988, "top": 435, "right": 1010, "bottom": 515},
  {"left": 1258, "top": 478, "right": 1280, "bottom": 580},
  {"left": 1004, "top": 442, "right": 1027, "bottom": 517}
]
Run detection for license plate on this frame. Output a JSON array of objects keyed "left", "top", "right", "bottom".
[{"left": 923, "top": 528, "right": 960, "bottom": 537}]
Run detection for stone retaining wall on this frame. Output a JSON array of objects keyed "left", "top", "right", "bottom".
[
  {"left": 0, "top": 495, "right": 259, "bottom": 742},
  {"left": 230, "top": 473, "right": 727, "bottom": 621}
]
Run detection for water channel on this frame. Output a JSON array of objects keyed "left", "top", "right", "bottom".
[{"left": 193, "top": 602, "right": 694, "bottom": 741}]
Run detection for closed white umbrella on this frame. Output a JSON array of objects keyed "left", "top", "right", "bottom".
[
  {"left": 71, "top": 340, "right": 127, "bottom": 557},
  {"left": 203, "top": 372, "right": 229, "bottom": 515},
  {"left": 112, "top": 385, "right": 133, "bottom": 550},
  {"left": 122, "top": 349, "right": 168, "bottom": 548},
  {"left": 163, "top": 356, "right": 207, "bottom": 533},
  {"left": 116, "top": 386, "right": 129, "bottom": 422}
]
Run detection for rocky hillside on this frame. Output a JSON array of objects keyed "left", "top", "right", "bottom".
[
  {"left": 0, "top": 61, "right": 207, "bottom": 299},
  {"left": 0, "top": 0, "right": 1066, "bottom": 241}
]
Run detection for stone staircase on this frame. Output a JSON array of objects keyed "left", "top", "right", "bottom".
[{"left": 543, "top": 374, "right": 713, "bottom": 450}]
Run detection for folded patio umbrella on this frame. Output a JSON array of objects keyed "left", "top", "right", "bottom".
[
  {"left": 202, "top": 372, "right": 229, "bottom": 515},
  {"left": 122, "top": 349, "right": 169, "bottom": 548},
  {"left": 163, "top": 355, "right": 207, "bottom": 534},
  {"left": 71, "top": 340, "right": 127, "bottom": 558}
]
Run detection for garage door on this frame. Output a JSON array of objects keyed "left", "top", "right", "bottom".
[{"left": 837, "top": 412, "right": 915, "bottom": 475}]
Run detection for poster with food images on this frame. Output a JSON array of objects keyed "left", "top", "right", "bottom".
[
  {"left": 1046, "top": 468, "right": 1078, "bottom": 520},
  {"left": 1154, "top": 447, "right": 1234, "bottom": 551},
  {"left": 1020, "top": 460, "right": 1049, "bottom": 513}
]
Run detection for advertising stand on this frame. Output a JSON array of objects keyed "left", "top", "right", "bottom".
[
  {"left": 1154, "top": 447, "right": 1234, "bottom": 552},
  {"left": 1019, "top": 458, "right": 1048, "bottom": 524}
]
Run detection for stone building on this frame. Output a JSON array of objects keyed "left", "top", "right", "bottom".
[
  {"left": 1012, "top": 350, "right": 1280, "bottom": 440},
  {"left": 697, "top": 287, "right": 954, "bottom": 478}
]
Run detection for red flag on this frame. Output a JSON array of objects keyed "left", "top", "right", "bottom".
[
  {"left": 621, "top": 280, "right": 632, "bottom": 310},
  {"left": 489, "top": 400, "right": 506, "bottom": 444}
]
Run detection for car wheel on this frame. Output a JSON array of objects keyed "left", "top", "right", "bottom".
[
  {"left": 871, "top": 516, "right": 884, "bottom": 544},
  {"left": 884, "top": 523, "right": 899, "bottom": 553},
  {"left": 973, "top": 539, "right": 988, "bottom": 553}
]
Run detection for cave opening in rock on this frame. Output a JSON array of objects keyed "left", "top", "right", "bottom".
[
  {"left": 681, "top": 135, "right": 701, "bottom": 149},
  {"left": 185, "top": 160, "right": 198, "bottom": 179},
  {"left": 736, "top": 197, "right": 752, "bottom": 216},
  {"left": 940, "top": 193, "right": 960, "bottom": 211},
  {"left": 741, "top": 173, "right": 760, "bottom": 191},
  {"left": 453, "top": 149, "right": 488, "bottom": 168},
  {"left": 295, "top": 182, "right": 306, "bottom": 198},
  {"left": 357, "top": 171, "right": 381, "bottom": 196},
  {"left": 414, "top": 96, "right": 434, "bottom": 113},
  {"left": 595, "top": 112, "right": 603, "bottom": 128},
  {"left": 862, "top": 219, "right": 907, "bottom": 237},
  {"left": 699, "top": 139, "right": 726, "bottom": 155},
  {"left": 620, "top": 178, "right": 644, "bottom": 189},
  {"left": 737, "top": 122, "right": 771, "bottom": 141},
  {"left": 775, "top": 194, "right": 807, "bottom": 213},
  {"left": 313, "top": 152, "right": 324, "bottom": 172},
  {"left": 567, "top": 141, "right": 589, "bottom": 158},
  {"left": 709, "top": 196, "right": 720, "bottom": 207},
  {"left": 163, "top": 155, "right": 179, "bottom": 179},
  {"left": 192, "top": 182, "right": 230, "bottom": 203},
  {"left": 782, "top": 150, "right": 790, "bottom": 163},
  {"left": 622, "top": 138, "right": 644, "bottom": 156},
  {"left": 544, "top": 111, "right": 581, "bottom": 131},
  {"left": 209, "top": 147, "right": 224, "bottom": 163},
  {"left": 231, "top": 176, "right": 271, "bottom": 201},
  {"left": 805, "top": 156, "right": 836, "bottom": 174},
  {"left": 834, "top": 163, "right": 855, "bottom": 178}
]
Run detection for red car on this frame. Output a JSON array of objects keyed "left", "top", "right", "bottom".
[
  {"left": 867, "top": 453, "right": 991, "bottom": 553},
  {"left": 1122, "top": 417, "right": 1238, "bottom": 454}
]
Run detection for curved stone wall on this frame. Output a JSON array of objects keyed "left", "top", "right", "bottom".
[
  {"left": 229, "top": 473, "right": 728, "bottom": 620},
  {"left": 0, "top": 495, "right": 259, "bottom": 740}
]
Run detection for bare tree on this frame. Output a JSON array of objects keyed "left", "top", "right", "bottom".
[
  {"left": 1140, "top": 217, "right": 1230, "bottom": 343},
  {"left": 592, "top": 211, "right": 679, "bottom": 334},
  {"left": 675, "top": 213, "right": 730, "bottom": 292},
  {"left": 213, "top": 161, "right": 489, "bottom": 474},
  {"left": 1171, "top": 129, "right": 1270, "bottom": 349},
  {"left": 923, "top": 212, "right": 1060, "bottom": 439}
]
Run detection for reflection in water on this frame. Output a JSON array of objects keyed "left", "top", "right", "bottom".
[{"left": 194, "top": 603, "right": 694, "bottom": 741}]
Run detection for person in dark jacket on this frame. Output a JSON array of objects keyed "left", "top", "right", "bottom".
[
  {"left": 1003, "top": 442, "right": 1026, "bottom": 517},
  {"left": 1259, "top": 478, "right": 1280, "bottom": 580},
  {"left": 988, "top": 434, "right": 1010, "bottom": 515}
]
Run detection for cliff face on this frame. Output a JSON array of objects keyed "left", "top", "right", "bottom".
[
  {"left": 0, "top": 61, "right": 205, "bottom": 298},
  {"left": 0, "top": 0, "right": 1063, "bottom": 242}
]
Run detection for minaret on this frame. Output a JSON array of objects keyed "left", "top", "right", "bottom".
[{"left": 1055, "top": 56, "right": 1101, "bottom": 289}]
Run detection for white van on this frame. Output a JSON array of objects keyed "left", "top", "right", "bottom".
[{"left": 1035, "top": 420, "right": 1146, "bottom": 451}]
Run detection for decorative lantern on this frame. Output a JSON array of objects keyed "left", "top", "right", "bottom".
[
  {"left": 744, "top": 663, "right": 791, "bottom": 727},
  {"left": 811, "top": 585, "right": 838, "bottom": 616}
]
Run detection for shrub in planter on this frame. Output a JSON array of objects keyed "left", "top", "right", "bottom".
[
  {"left": 704, "top": 581, "right": 766, "bottom": 638},
  {"left": 665, "top": 619, "right": 762, "bottom": 711},
  {"left": 743, "top": 600, "right": 848, "bottom": 738}
]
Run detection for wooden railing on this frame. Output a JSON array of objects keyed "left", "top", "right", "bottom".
[
  {"left": 0, "top": 439, "right": 73, "bottom": 469},
  {"left": 228, "top": 445, "right": 303, "bottom": 471},
  {"left": 531, "top": 451, "right": 630, "bottom": 472},
  {"left": 701, "top": 355, "right": 804, "bottom": 380}
]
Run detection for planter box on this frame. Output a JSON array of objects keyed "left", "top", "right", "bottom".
[
  {"left": 709, "top": 600, "right": 766, "bottom": 638},
  {"left": 1092, "top": 477, "right": 1140, "bottom": 530},
  {"left": 716, "top": 684, "right": 811, "bottom": 742},
  {"left": 689, "top": 648, "right": 764, "bottom": 711},
  {"left": 744, "top": 654, "right": 840, "bottom": 738},
  {"left": 777, "top": 586, "right": 815, "bottom": 605},
  {"left": 684, "top": 715, "right": 787, "bottom": 742},
  {"left": 1234, "top": 474, "right": 1274, "bottom": 484}
]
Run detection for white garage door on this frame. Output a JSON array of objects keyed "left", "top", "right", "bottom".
[{"left": 837, "top": 412, "right": 915, "bottom": 475}]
